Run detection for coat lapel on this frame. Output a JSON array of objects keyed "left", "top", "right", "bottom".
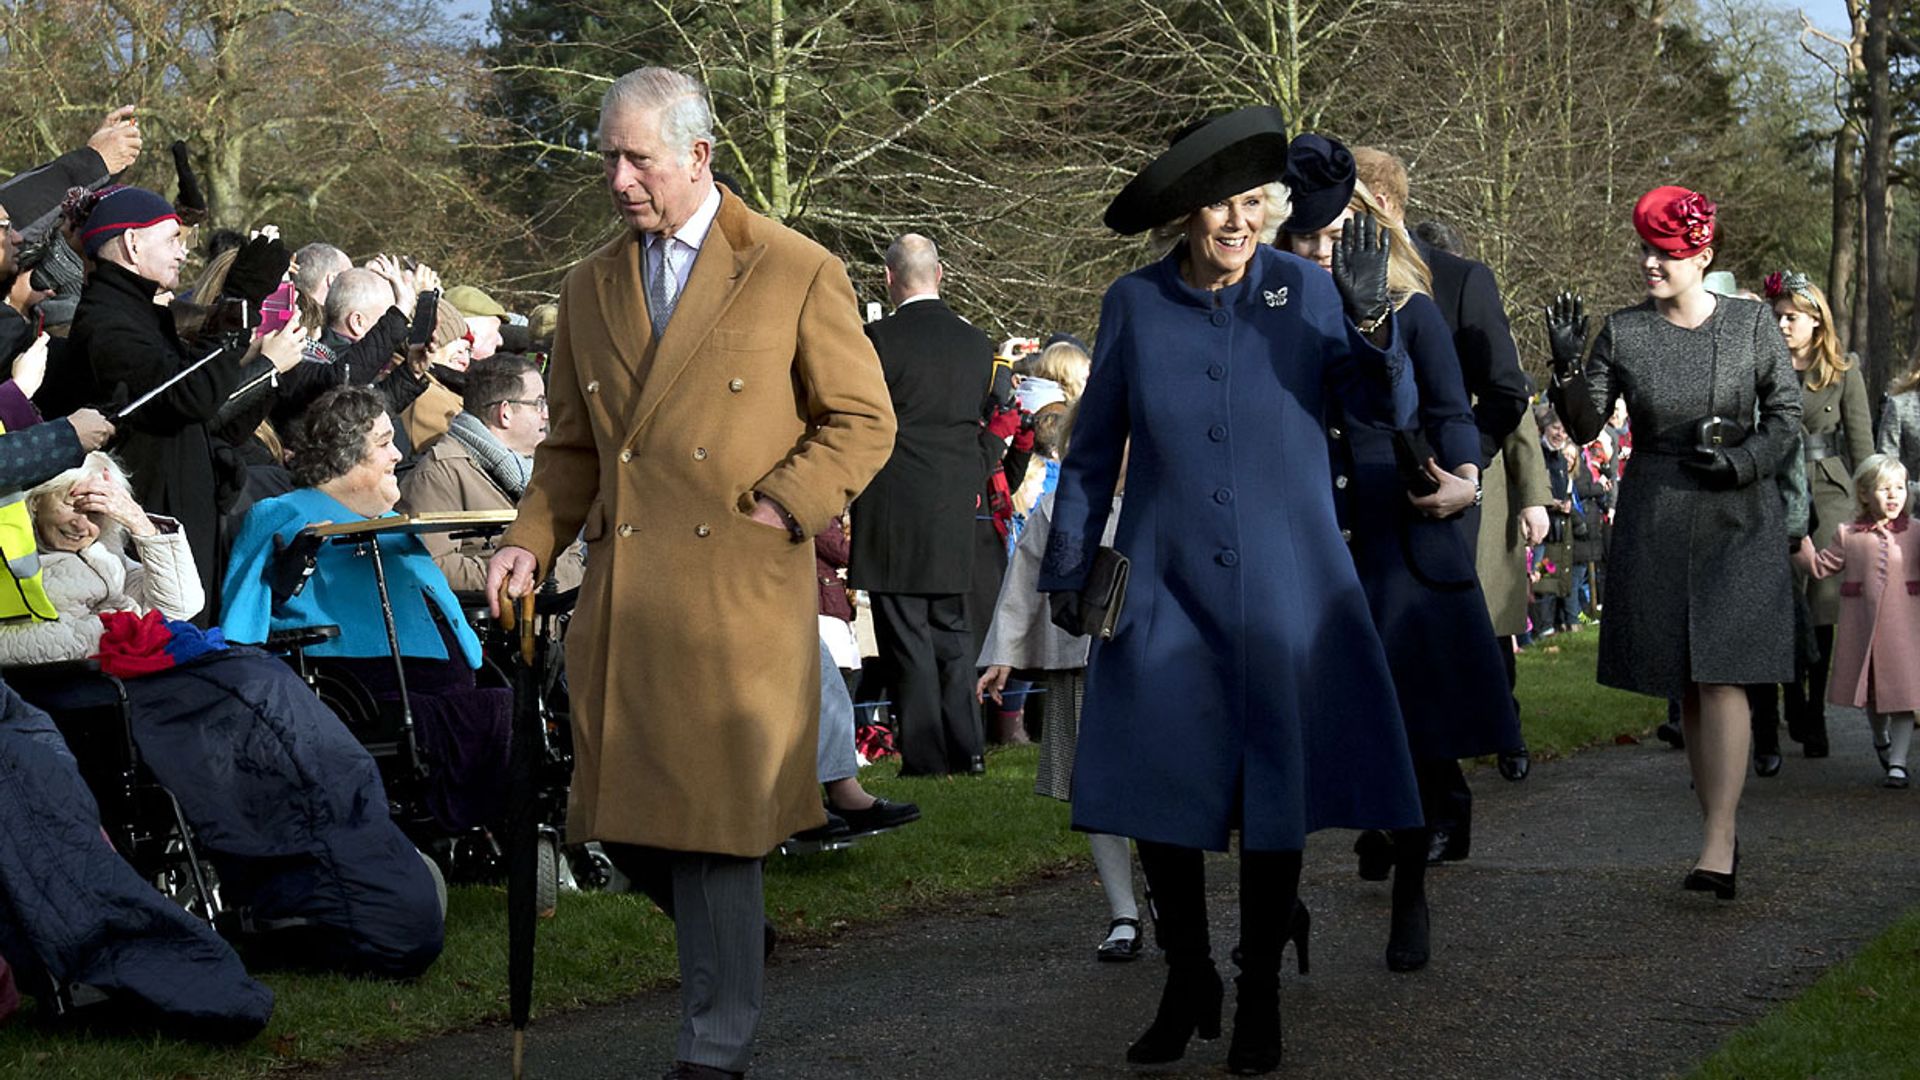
[
  {"left": 594, "top": 232, "right": 655, "bottom": 383},
  {"left": 627, "top": 191, "right": 767, "bottom": 439}
]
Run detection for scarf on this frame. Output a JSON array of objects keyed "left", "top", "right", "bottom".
[{"left": 446, "top": 410, "right": 533, "bottom": 499}]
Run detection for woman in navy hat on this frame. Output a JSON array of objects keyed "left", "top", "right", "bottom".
[
  {"left": 1279, "top": 133, "right": 1520, "bottom": 974},
  {"left": 1037, "top": 106, "right": 1423, "bottom": 1075},
  {"left": 1546, "top": 186, "right": 1800, "bottom": 899}
]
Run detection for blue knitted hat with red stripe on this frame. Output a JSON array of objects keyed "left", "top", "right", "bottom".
[{"left": 78, "top": 186, "right": 180, "bottom": 258}]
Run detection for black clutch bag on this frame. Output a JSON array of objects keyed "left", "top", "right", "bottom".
[
  {"left": 1079, "top": 546, "right": 1131, "bottom": 640},
  {"left": 1393, "top": 430, "right": 1442, "bottom": 496}
]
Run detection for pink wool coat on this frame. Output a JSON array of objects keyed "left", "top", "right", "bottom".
[{"left": 1800, "top": 516, "right": 1920, "bottom": 712}]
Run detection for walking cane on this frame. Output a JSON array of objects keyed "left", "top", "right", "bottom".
[{"left": 497, "top": 585, "right": 540, "bottom": 1079}]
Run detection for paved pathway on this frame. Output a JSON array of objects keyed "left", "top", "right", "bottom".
[{"left": 317, "top": 707, "right": 1919, "bottom": 1079}]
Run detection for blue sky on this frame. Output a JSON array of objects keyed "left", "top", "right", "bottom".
[{"left": 1799, "top": 0, "right": 1853, "bottom": 35}]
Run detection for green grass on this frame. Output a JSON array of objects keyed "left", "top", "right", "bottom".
[
  {"left": 0, "top": 628, "right": 1665, "bottom": 1079},
  {"left": 1510, "top": 624, "right": 1666, "bottom": 759},
  {"left": 1688, "top": 907, "right": 1920, "bottom": 1080},
  {"left": 0, "top": 749, "right": 1079, "bottom": 1079}
]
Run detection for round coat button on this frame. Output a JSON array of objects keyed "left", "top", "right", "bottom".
[
  {"left": 1330, "top": 426, "right": 1344, "bottom": 440},
  {"left": 619, "top": 449, "right": 633, "bottom": 463},
  {"left": 1214, "top": 488, "right": 1233, "bottom": 504},
  {"left": 1210, "top": 310, "right": 1230, "bottom": 327},
  {"left": 1340, "top": 528, "right": 1353, "bottom": 542},
  {"left": 617, "top": 523, "right": 633, "bottom": 537},
  {"left": 1335, "top": 475, "right": 1349, "bottom": 490},
  {"left": 695, "top": 524, "right": 711, "bottom": 538},
  {"left": 1207, "top": 363, "right": 1226, "bottom": 380},
  {"left": 1209, "top": 424, "right": 1227, "bottom": 442},
  {"left": 586, "top": 380, "right": 601, "bottom": 394},
  {"left": 1216, "top": 549, "right": 1239, "bottom": 567},
  {"left": 693, "top": 447, "right": 708, "bottom": 460},
  {"left": 729, "top": 378, "right": 745, "bottom": 392}
]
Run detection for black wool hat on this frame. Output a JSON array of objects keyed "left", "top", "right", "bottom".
[
  {"left": 1103, "top": 106, "right": 1291, "bottom": 236},
  {"left": 1281, "top": 133, "right": 1356, "bottom": 235}
]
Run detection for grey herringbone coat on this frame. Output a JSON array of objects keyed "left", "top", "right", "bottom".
[{"left": 1551, "top": 297, "right": 1801, "bottom": 697}]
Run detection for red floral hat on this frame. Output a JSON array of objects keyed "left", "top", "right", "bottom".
[{"left": 1633, "top": 185, "right": 1716, "bottom": 258}]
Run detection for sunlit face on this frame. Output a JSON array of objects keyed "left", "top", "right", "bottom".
[
  {"left": 465, "top": 315, "right": 502, "bottom": 362},
  {"left": 1284, "top": 206, "right": 1355, "bottom": 273},
  {"left": 0, "top": 201, "right": 17, "bottom": 281},
  {"left": 1640, "top": 243, "right": 1712, "bottom": 300},
  {"left": 1873, "top": 475, "right": 1908, "bottom": 522},
  {"left": 33, "top": 494, "right": 100, "bottom": 553},
  {"left": 1183, "top": 188, "right": 1267, "bottom": 286},
  {"left": 123, "top": 218, "right": 189, "bottom": 291},
  {"left": 599, "top": 104, "right": 713, "bottom": 237},
  {"left": 498, "top": 370, "right": 549, "bottom": 457},
  {"left": 1774, "top": 299, "right": 1818, "bottom": 355},
  {"left": 341, "top": 412, "right": 404, "bottom": 513}
]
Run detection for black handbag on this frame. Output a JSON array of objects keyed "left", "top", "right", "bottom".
[
  {"left": 1392, "top": 430, "right": 1442, "bottom": 497},
  {"left": 1078, "top": 546, "right": 1131, "bottom": 640}
]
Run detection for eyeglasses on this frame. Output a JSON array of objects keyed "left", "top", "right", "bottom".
[
  {"left": 0, "top": 220, "right": 12, "bottom": 233},
  {"left": 499, "top": 397, "right": 547, "bottom": 412}
]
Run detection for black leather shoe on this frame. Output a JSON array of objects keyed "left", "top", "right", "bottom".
[
  {"left": 966, "top": 755, "right": 987, "bottom": 775},
  {"left": 1754, "top": 752, "right": 1783, "bottom": 778},
  {"left": 832, "top": 797, "right": 920, "bottom": 834},
  {"left": 1097, "top": 917, "right": 1143, "bottom": 962},
  {"left": 1497, "top": 744, "right": 1531, "bottom": 782},
  {"left": 789, "top": 809, "right": 850, "bottom": 844},
  {"left": 1655, "top": 721, "right": 1685, "bottom": 749},
  {"left": 1682, "top": 842, "right": 1739, "bottom": 901},
  {"left": 1353, "top": 830, "right": 1393, "bottom": 881}
]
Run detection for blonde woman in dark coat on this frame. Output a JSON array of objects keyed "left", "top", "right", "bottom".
[{"left": 1765, "top": 270, "right": 1872, "bottom": 758}]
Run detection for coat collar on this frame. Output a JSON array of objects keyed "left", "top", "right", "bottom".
[
  {"left": 1857, "top": 514, "right": 1911, "bottom": 533},
  {"left": 1153, "top": 242, "right": 1271, "bottom": 310},
  {"left": 594, "top": 187, "right": 768, "bottom": 438}
]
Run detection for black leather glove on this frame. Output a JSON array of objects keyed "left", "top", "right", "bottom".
[
  {"left": 270, "top": 530, "right": 325, "bottom": 603},
  {"left": 1330, "top": 211, "right": 1391, "bottom": 328},
  {"left": 170, "top": 141, "right": 207, "bottom": 223},
  {"left": 1681, "top": 449, "right": 1739, "bottom": 490},
  {"left": 225, "top": 235, "right": 291, "bottom": 305},
  {"left": 1545, "top": 291, "right": 1586, "bottom": 378},
  {"left": 1047, "top": 591, "right": 1087, "bottom": 637}
]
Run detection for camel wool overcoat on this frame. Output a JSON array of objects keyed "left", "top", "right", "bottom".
[{"left": 502, "top": 189, "right": 896, "bottom": 858}]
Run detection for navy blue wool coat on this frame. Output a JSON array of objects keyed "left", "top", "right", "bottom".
[
  {"left": 1038, "top": 244, "right": 1424, "bottom": 852},
  {"left": 1330, "top": 291, "right": 1520, "bottom": 761}
]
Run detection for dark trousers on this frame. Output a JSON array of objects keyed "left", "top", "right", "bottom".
[{"left": 872, "top": 592, "right": 983, "bottom": 775}]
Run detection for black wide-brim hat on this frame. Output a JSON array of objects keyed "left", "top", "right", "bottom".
[
  {"left": 1103, "top": 106, "right": 1291, "bottom": 236},
  {"left": 1280, "top": 132, "right": 1356, "bottom": 235}
]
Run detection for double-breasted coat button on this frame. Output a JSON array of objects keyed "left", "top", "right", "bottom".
[
  {"left": 619, "top": 449, "right": 633, "bottom": 462},
  {"left": 1208, "top": 424, "right": 1228, "bottom": 442},
  {"left": 617, "top": 523, "right": 633, "bottom": 538},
  {"left": 1216, "top": 549, "right": 1240, "bottom": 567},
  {"left": 586, "top": 380, "right": 601, "bottom": 394},
  {"left": 1207, "top": 363, "right": 1226, "bottom": 380},
  {"left": 1214, "top": 488, "right": 1233, "bottom": 504},
  {"left": 695, "top": 524, "right": 711, "bottom": 538},
  {"left": 1210, "top": 310, "right": 1230, "bottom": 327},
  {"left": 1340, "top": 528, "right": 1353, "bottom": 542},
  {"left": 693, "top": 447, "right": 708, "bottom": 460},
  {"left": 729, "top": 378, "right": 745, "bottom": 392},
  {"left": 1335, "top": 475, "right": 1349, "bottom": 490},
  {"left": 1330, "top": 426, "right": 1344, "bottom": 440}
]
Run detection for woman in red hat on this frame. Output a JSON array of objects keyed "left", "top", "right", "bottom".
[{"left": 1546, "top": 186, "right": 1801, "bottom": 900}]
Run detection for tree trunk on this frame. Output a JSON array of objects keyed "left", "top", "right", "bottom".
[
  {"left": 1863, "top": 0, "right": 1896, "bottom": 405},
  {"left": 1830, "top": 122, "right": 1860, "bottom": 353}
]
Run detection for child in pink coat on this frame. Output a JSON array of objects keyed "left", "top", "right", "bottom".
[{"left": 1796, "top": 454, "right": 1920, "bottom": 787}]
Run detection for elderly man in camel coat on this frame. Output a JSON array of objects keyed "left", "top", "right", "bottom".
[{"left": 489, "top": 68, "right": 894, "bottom": 1080}]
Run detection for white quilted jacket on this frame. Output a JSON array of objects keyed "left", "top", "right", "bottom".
[{"left": 0, "top": 518, "right": 204, "bottom": 666}]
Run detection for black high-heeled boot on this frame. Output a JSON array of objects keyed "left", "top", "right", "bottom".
[
  {"left": 1387, "top": 827, "right": 1432, "bottom": 972},
  {"left": 1128, "top": 841, "right": 1220, "bottom": 1065},
  {"left": 1227, "top": 849, "right": 1302, "bottom": 1075}
]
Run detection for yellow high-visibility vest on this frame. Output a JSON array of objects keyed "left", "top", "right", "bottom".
[{"left": 0, "top": 420, "right": 56, "bottom": 623}]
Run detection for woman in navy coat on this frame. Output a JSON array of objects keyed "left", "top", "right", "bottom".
[
  {"left": 1037, "top": 107, "right": 1423, "bottom": 1076},
  {"left": 1281, "top": 135, "right": 1520, "bottom": 975}
]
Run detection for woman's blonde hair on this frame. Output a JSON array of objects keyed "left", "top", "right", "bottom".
[
  {"left": 170, "top": 247, "right": 240, "bottom": 339},
  {"left": 1775, "top": 280, "right": 1851, "bottom": 392},
  {"left": 1027, "top": 341, "right": 1091, "bottom": 401},
  {"left": 1852, "top": 453, "right": 1909, "bottom": 520},
  {"left": 1149, "top": 180, "right": 1294, "bottom": 255},
  {"left": 28, "top": 452, "right": 133, "bottom": 553}
]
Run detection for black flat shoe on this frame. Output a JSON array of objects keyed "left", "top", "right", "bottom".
[
  {"left": 1385, "top": 897, "right": 1430, "bottom": 972},
  {"left": 1096, "top": 917, "right": 1142, "bottom": 962},
  {"left": 1497, "top": 744, "right": 1531, "bottom": 782},
  {"left": 1656, "top": 721, "right": 1686, "bottom": 750},
  {"left": 1682, "top": 842, "right": 1739, "bottom": 901},
  {"left": 1426, "top": 826, "right": 1469, "bottom": 865},
  {"left": 789, "top": 809, "right": 851, "bottom": 844},
  {"left": 1353, "top": 830, "right": 1393, "bottom": 881},
  {"left": 1754, "top": 752, "right": 1783, "bottom": 778},
  {"left": 831, "top": 797, "right": 920, "bottom": 834}
]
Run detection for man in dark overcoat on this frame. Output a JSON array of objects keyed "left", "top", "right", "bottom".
[{"left": 848, "top": 234, "right": 996, "bottom": 776}]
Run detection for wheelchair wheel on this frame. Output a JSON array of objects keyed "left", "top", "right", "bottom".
[
  {"left": 537, "top": 833, "right": 560, "bottom": 918},
  {"left": 152, "top": 837, "right": 222, "bottom": 922},
  {"left": 567, "top": 842, "right": 615, "bottom": 892}
]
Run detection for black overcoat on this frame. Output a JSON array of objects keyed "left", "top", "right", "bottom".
[
  {"left": 848, "top": 297, "right": 994, "bottom": 594},
  {"left": 1417, "top": 241, "right": 1532, "bottom": 462}
]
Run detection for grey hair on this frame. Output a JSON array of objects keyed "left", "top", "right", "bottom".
[
  {"left": 323, "top": 268, "right": 395, "bottom": 332},
  {"left": 29, "top": 451, "right": 133, "bottom": 554},
  {"left": 883, "top": 233, "right": 940, "bottom": 292},
  {"left": 1147, "top": 180, "right": 1293, "bottom": 256},
  {"left": 291, "top": 242, "right": 350, "bottom": 296},
  {"left": 598, "top": 67, "right": 714, "bottom": 164}
]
